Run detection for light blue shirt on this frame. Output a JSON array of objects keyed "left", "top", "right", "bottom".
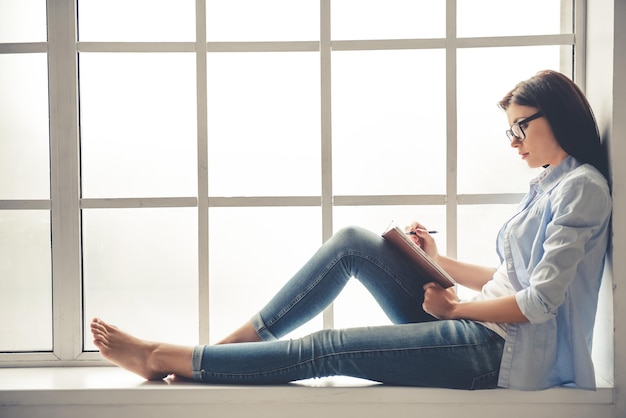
[{"left": 495, "top": 156, "right": 611, "bottom": 390}]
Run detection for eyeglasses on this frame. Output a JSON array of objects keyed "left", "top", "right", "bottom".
[{"left": 505, "top": 111, "right": 544, "bottom": 142}]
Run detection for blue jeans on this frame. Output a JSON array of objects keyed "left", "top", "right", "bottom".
[{"left": 192, "top": 226, "right": 504, "bottom": 389}]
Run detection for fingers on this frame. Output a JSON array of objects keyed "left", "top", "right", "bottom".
[
  {"left": 422, "top": 282, "right": 438, "bottom": 318},
  {"left": 407, "top": 223, "right": 435, "bottom": 250},
  {"left": 405, "top": 221, "right": 428, "bottom": 233},
  {"left": 423, "top": 282, "right": 441, "bottom": 291},
  {"left": 405, "top": 222, "right": 434, "bottom": 242}
]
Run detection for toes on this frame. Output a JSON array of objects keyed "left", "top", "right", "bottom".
[
  {"left": 91, "top": 318, "right": 115, "bottom": 334},
  {"left": 91, "top": 330, "right": 107, "bottom": 345},
  {"left": 90, "top": 322, "right": 106, "bottom": 335},
  {"left": 91, "top": 318, "right": 119, "bottom": 333}
]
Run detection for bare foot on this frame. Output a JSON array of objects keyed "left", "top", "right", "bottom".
[{"left": 90, "top": 318, "right": 168, "bottom": 380}]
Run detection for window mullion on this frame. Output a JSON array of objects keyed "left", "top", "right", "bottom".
[
  {"left": 320, "top": 0, "right": 333, "bottom": 330},
  {"left": 445, "top": 0, "right": 458, "bottom": 259},
  {"left": 573, "top": 0, "right": 586, "bottom": 90},
  {"left": 196, "top": 0, "right": 210, "bottom": 345},
  {"left": 48, "top": 0, "right": 82, "bottom": 361}
]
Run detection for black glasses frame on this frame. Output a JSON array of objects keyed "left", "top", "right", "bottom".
[{"left": 505, "top": 111, "right": 544, "bottom": 142}]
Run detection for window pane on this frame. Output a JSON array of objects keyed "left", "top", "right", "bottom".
[
  {"left": 207, "top": 0, "right": 318, "bottom": 41},
  {"left": 0, "top": 210, "right": 52, "bottom": 352},
  {"left": 83, "top": 208, "right": 198, "bottom": 349},
  {"left": 457, "top": 204, "right": 517, "bottom": 267},
  {"left": 208, "top": 207, "right": 322, "bottom": 343},
  {"left": 333, "top": 50, "right": 446, "bottom": 196},
  {"left": 457, "top": 46, "right": 566, "bottom": 194},
  {"left": 207, "top": 52, "right": 320, "bottom": 197},
  {"left": 80, "top": 53, "right": 197, "bottom": 198},
  {"left": 0, "top": 54, "right": 50, "bottom": 199},
  {"left": 77, "top": 0, "right": 195, "bottom": 42},
  {"left": 0, "top": 0, "right": 47, "bottom": 43},
  {"left": 332, "top": 0, "right": 445, "bottom": 40},
  {"left": 457, "top": 204, "right": 517, "bottom": 300},
  {"left": 457, "top": 0, "right": 570, "bottom": 38},
  {"left": 333, "top": 205, "right": 446, "bottom": 239},
  {"left": 332, "top": 205, "right": 446, "bottom": 329}
]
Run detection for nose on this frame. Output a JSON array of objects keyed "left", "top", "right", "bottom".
[{"left": 510, "top": 138, "right": 522, "bottom": 148}]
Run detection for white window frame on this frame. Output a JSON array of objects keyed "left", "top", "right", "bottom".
[{"left": 0, "top": 0, "right": 588, "bottom": 367}]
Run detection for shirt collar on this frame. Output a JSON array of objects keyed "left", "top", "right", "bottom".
[{"left": 531, "top": 155, "right": 581, "bottom": 193}]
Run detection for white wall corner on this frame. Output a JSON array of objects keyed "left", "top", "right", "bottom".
[{"left": 586, "top": 0, "right": 626, "bottom": 416}]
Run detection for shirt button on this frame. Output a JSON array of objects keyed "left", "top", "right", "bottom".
[
  {"left": 507, "top": 263, "right": 513, "bottom": 269},
  {"left": 506, "top": 346, "right": 513, "bottom": 353}
]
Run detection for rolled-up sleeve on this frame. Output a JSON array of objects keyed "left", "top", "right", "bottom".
[{"left": 516, "top": 288, "right": 555, "bottom": 324}]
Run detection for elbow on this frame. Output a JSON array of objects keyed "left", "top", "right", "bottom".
[{"left": 515, "top": 289, "right": 559, "bottom": 324}]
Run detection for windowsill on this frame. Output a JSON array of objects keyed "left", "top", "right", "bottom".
[{"left": 0, "top": 366, "right": 615, "bottom": 418}]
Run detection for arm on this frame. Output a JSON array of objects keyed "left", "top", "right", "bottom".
[
  {"left": 435, "top": 255, "right": 496, "bottom": 292},
  {"left": 406, "top": 224, "right": 526, "bottom": 323},
  {"left": 513, "top": 174, "right": 611, "bottom": 324},
  {"left": 422, "top": 283, "right": 529, "bottom": 323},
  {"left": 407, "top": 226, "right": 495, "bottom": 291}
]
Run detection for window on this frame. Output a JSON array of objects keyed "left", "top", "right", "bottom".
[
  {"left": 0, "top": 0, "right": 586, "bottom": 363},
  {"left": 0, "top": 0, "right": 51, "bottom": 354}
]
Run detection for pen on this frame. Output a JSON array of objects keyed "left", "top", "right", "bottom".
[{"left": 406, "top": 229, "right": 438, "bottom": 235}]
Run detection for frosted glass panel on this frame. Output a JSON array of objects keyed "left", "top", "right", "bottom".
[
  {"left": 80, "top": 53, "right": 197, "bottom": 198},
  {"left": 0, "top": 0, "right": 47, "bottom": 42},
  {"left": 458, "top": 0, "right": 568, "bottom": 37},
  {"left": 333, "top": 205, "right": 445, "bottom": 239},
  {"left": 332, "top": 205, "right": 446, "bottom": 329},
  {"left": 332, "top": 0, "right": 445, "bottom": 40},
  {"left": 0, "top": 210, "right": 52, "bottom": 351},
  {"left": 333, "top": 50, "right": 446, "bottom": 195},
  {"left": 0, "top": 54, "right": 50, "bottom": 199},
  {"left": 457, "top": 46, "right": 565, "bottom": 194},
  {"left": 207, "top": 0, "right": 318, "bottom": 41},
  {"left": 208, "top": 207, "right": 322, "bottom": 343},
  {"left": 78, "top": 0, "right": 195, "bottom": 41},
  {"left": 207, "top": 52, "right": 320, "bottom": 197},
  {"left": 457, "top": 204, "right": 518, "bottom": 267},
  {"left": 456, "top": 204, "right": 518, "bottom": 300},
  {"left": 83, "top": 208, "right": 198, "bottom": 349}
]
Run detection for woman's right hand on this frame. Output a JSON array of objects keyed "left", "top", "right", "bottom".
[
  {"left": 404, "top": 222, "right": 497, "bottom": 291},
  {"left": 404, "top": 221, "right": 440, "bottom": 262}
]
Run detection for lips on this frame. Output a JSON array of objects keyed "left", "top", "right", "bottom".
[{"left": 520, "top": 152, "right": 529, "bottom": 159}]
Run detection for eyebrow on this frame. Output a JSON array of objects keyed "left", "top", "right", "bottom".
[{"left": 513, "top": 115, "right": 532, "bottom": 124}]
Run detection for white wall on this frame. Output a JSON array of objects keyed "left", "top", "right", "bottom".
[
  {"left": 586, "top": 0, "right": 615, "bottom": 385},
  {"left": 586, "top": 0, "right": 626, "bottom": 415}
]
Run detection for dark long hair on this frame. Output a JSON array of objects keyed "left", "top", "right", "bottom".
[{"left": 498, "top": 70, "right": 608, "bottom": 179}]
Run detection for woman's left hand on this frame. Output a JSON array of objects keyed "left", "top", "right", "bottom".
[{"left": 422, "top": 282, "right": 459, "bottom": 320}]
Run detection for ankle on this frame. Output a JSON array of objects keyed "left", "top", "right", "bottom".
[{"left": 144, "top": 343, "right": 169, "bottom": 380}]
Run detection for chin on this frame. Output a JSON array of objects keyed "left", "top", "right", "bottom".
[{"left": 524, "top": 158, "right": 543, "bottom": 169}]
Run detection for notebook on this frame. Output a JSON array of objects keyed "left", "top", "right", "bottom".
[{"left": 382, "top": 226, "right": 456, "bottom": 288}]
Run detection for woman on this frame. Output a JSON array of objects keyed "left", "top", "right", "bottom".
[{"left": 91, "top": 70, "right": 611, "bottom": 391}]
